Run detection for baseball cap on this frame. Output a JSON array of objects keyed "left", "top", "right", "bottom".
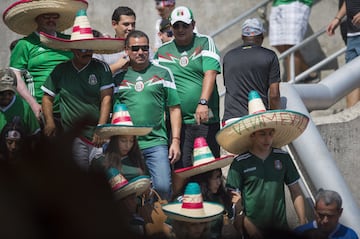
[
  {"left": 170, "top": 6, "right": 194, "bottom": 25},
  {"left": 0, "top": 68, "right": 17, "bottom": 93},
  {"left": 242, "top": 18, "right": 265, "bottom": 36},
  {"left": 155, "top": 0, "right": 175, "bottom": 8},
  {"left": 159, "top": 18, "right": 171, "bottom": 32}
]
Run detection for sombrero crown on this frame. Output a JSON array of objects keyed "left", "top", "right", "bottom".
[
  {"left": 3, "top": 0, "right": 88, "bottom": 35},
  {"left": 40, "top": 9, "right": 124, "bottom": 53},
  {"left": 95, "top": 102, "right": 152, "bottom": 139},
  {"left": 162, "top": 182, "right": 223, "bottom": 222},
  {"left": 107, "top": 167, "right": 150, "bottom": 200},
  {"left": 175, "top": 137, "right": 233, "bottom": 178},
  {"left": 216, "top": 90, "right": 309, "bottom": 154}
]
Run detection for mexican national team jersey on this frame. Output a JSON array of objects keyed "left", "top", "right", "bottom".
[
  {"left": 41, "top": 59, "right": 114, "bottom": 140},
  {"left": 113, "top": 63, "right": 180, "bottom": 150},
  {"left": 0, "top": 95, "right": 40, "bottom": 135},
  {"left": 154, "top": 33, "right": 221, "bottom": 124},
  {"left": 226, "top": 148, "right": 300, "bottom": 230},
  {"left": 10, "top": 32, "right": 73, "bottom": 114}
]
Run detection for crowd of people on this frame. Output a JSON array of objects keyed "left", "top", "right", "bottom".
[{"left": 1, "top": 0, "right": 359, "bottom": 238}]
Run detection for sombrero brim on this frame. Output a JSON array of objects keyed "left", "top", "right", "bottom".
[
  {"left": 216, "top": 110, "right": 309, "bottom": 155},
  {"left": 95, "top": 124, "right": 152, "bottom": 139},
  {"left": 162, "top": 202, "right": 224, "bottom": 223},
  {"left": 40, "top": 32, "right": 125, "bottom": 54},
  {"left": 175, "top": 155, "right": 234, "bottom": 178},
  {"left": 114, "top": 175, "right": 150, "bottom": 200},
  {"left": 3, "top": 0, "right": 88, "bottom": 35}
]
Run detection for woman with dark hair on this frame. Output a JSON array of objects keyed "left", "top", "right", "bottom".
[{"left": 0, "top": 116, "right": 26, "bottom": 161}]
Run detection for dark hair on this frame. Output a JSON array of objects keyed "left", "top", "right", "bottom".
[
  {"left": 112, "top": 6, "right": 136, "bottom": 22},
  {"left": 125, "top": 30, "right": 149, "bottom": 47},
  {"left": 92, "top": 29, "right": 103, "bottom": 38},
  {"left": 9, "top": 39, "right": 20, "bottom": 51},
  {"left": 104, "top": 135, "right": 145, "bottom": 172},
  {"left": 189, "top": 169, "right": 232, "bottom": 209}
]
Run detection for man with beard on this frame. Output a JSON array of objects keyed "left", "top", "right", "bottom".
[{"left": 40, "top": 9, "right": 124, "bottom": 170}]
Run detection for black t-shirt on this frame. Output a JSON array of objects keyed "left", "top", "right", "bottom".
[{"left": 222, "top": 43, "right": 280, "bottom": 122}]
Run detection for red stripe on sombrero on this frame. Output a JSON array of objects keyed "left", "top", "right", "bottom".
[
  {"left": 182, "top": 202, "right": 203, "bottom": 209},
  {"left": 251, "top": 109, "right": 266, "bottom": 114},
  {"left": 112, "top": 116, "right": 132, "bottom": 124},
  {"left": 72, "top": 26, "right": 93, "bottom": 34}
]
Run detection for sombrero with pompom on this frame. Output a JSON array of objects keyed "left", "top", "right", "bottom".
[
  {"left": 40, "top": 9, "right": 124, "bottom": 53},
  {"left": 162, "top": 182, "right": 224, "bottom": 223},
  {"left": 216, "top": 90, "right": 309, "bottom": 155},
  {"left": 3, "top": 0, "right": 88, "bottom": 35}
]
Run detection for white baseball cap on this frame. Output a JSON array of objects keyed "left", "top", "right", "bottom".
[{"left": 170, "top": 6, "right": 194, "bottom": 25}]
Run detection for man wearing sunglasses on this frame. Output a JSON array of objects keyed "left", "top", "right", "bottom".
[
  {"left": 158, "top": 19, "right": 174, "bottom": 44},
  {"left": 154, "top": 6, "right": 222, "bottom": 170},
  {"left": 113, "top": 30, "right": 182, "bottom": 200}
]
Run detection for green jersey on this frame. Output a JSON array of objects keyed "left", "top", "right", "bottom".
[
  {"left": 113, "top": 63, "right": 180, "bottom": 150},
  {"left": 226, "top": 148, "right": 300, "bottom": 230},
  {"left": 0, "top": 96, "right": 40, "bottom": 135},
  {"left": 154, "top": 33, "right": 221, "bottom": 124},
  {"left": 10, "top": 32, "right": 73, "bottom": 114},
  {"left": 41, "top": 59, "right": 114, "bottom": 140},
  {"left": 272, "top": 0, "right": 313, "bottom": 7}
]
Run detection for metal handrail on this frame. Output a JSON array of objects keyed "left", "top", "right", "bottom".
[{"left": 210, "top": 0, "right": 272, "bottom": 38}]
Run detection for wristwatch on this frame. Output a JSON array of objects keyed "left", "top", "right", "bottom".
[{"left": 198, "top": 98, "right": 208, "bottom": 106}]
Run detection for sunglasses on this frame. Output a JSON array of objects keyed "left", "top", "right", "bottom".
[
  {"left": 172, "top": 22, "right": 191, "bottom": 30},
  {"left": 160, "top": 29, "right": 173, "bottom": 37},
  {"left": 129, "top": 45, "right": 150, "bottom": 52}
]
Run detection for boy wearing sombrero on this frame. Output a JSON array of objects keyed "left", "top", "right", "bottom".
[
  {"left": 4, "top": 0, "right": 88, "bottom": 124},
  {"left": 220, "top": 91, "right": 309, "bottom": 238},
  {"left": 40, "top": 9, "right": 124, "bottom": 170}
]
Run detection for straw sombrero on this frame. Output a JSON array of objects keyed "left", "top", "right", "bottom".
[
  {"left": 175, "top": 137, "right": 234, "bottom": 178},
  {"left": 95, "top": 102, "right": 152, "bottom": 139},
  {"left": 3, "top": 0, "right": 88, "bottom": 35},
  {"left": 216, "top": 90, "right": 309, "bottom": 155},
  {"left": 107, "top": 167, "right": 150, "bottom": 200},
  {"left": 162, "top": 182, "right": 224, "bottom": 223},
  {"left": 40, "top": 9, "right": 124, "bottom": 54}
]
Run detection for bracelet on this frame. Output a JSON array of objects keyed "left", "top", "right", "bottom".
[
  {"left": 172, "top": 137, "right": 180, "bottom": 141},
  {"left": 335, "top": 17, "right": 342, "bottom": 21}
]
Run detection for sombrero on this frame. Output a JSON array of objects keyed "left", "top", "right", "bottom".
[
  {"left": 216, "top": 90, "right": 309, "bottom": 155},
  {"left": 162, "top": 182, "right": 224, "bottom": 223},
  {"left": 3, "top": 0, "right": 88, "bottom": 35},
  {"left": 40, "top": 9, "right": 124, "bottom": 54},
  {"left": 95, "top": 102, "right": 152, "bottom": 139},
  {"left": 107, "top": 167, "right": 150, "bottom": 200},
  {"left": 175, "top": 137, "right": 234, "bottom": 178}
]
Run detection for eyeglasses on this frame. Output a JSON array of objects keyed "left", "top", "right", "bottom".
[
  {"left": 129, "top": 45, "right": 150, "bottom": 52},
  {"left": 162, "top": 30, "right": 173, "bottom": 37},
  {"left": 172, "top": 22, "right": 191, "bottom": 30}
]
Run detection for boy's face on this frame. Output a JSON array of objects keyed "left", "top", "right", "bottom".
[
  {"left": 0, "top": 90, "right": 15, "bottom": 107},
  {"left": 250, "top": 128, "right": 275, "bottom": 152}
]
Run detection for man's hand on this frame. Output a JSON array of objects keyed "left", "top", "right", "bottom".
[
  {"left": 92, "top": 133, "right": 105, "bottom": 148},
  {"left": 195, "top": 104, "right": 209, "bottom": 125},
  {"left": 44, "top": 121, "right": 56, "bottom": 137},
  {"left": 169, "top": 139, "right": 181, "bottom": 164}
]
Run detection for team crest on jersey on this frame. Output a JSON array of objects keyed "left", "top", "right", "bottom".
[
  {"left": 179, "top": 55, "right": 189, "bottom": 67},
  {"left": 274, "top": 160, "right": 283, "bottom": 170},
  {"left": 135, "top": 76, "right": 144, "bottom": 92},
  {"left": 88, "top": 74, "right": 97, "bottom": 85}
]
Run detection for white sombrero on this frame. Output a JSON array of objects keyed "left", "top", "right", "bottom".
[
  {"left": 216, "top": 90, "right": 309, "bottom": 155},
  {"left": 3, "top": 0, "right": 88, "bottom": 35},
  {"left": 95, "top": 102, "right": 152, "bottom": 139},
  {"left": 162, "top": 182, "right": 224, "bottom": 223},
  {"left": 175, "top": 137, "right": 234, "bottom": 178},
  {"left": 40, "top": 9, "right": 124, "bottom": 53},
  {"left": 107, "top": 167, "right": 150, "bottom": 200}
]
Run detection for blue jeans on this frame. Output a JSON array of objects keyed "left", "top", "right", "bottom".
[
  {"left": 346, "top": 35, "right": 360, "bottom": 63},
  {"left": 142, "top": 145, "right": 172, "bottom": 200}
]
